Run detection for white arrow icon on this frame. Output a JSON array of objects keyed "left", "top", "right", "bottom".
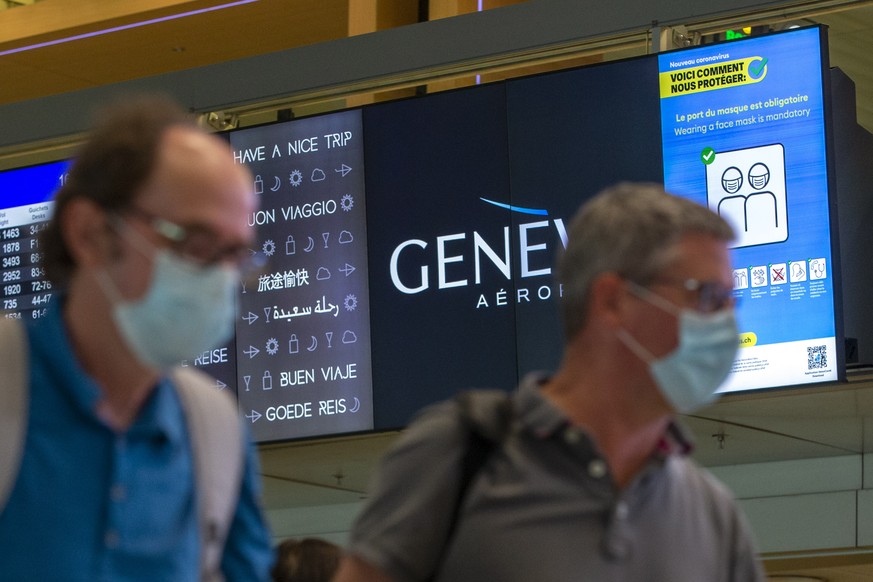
[
  {"left": 242, "top": 312, "right": 259, "bottom": 325},
  {"left": 246, "top": 410, "right": 262, "bottom": 423},
  {"left": 339, "top": 263, "right": 356, "bottom": 276},
  {"left": 244, "top": 346, "right": 260, "bottom": 359},
  {"left": 214, "top": 380, "right": 227, "bottom": 391},
  {"left": 335, "top": 164, "right": 352, "bottom": 177}
]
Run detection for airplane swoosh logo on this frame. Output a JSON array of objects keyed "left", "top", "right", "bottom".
[{"left": 480, "top": 197, "right": 549, "bottom": 216}]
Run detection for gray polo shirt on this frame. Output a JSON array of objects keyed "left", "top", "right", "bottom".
[{"left": 348, "top": 374, "right": 765, "bottom": 582}]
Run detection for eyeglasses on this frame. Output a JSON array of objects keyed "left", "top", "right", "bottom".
[
  {"left": 115, "top": 206, "right": 266, "bottom": 275},
  {"left": 641, "top": 277, "right": 736, "bottom": 313}
]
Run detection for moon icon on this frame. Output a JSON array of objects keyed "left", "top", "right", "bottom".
[
  {"left": 270, "top": 176, "right": 282, "bottom": 191},
  {"left": 306, "top": 336, "right": 318, "bottom": 352},
  {"left": 303, "top": 237, "right": 315, "bottom": 252},
  {"left": 349, "top": 397, "right": 361, "bottom": 413}
]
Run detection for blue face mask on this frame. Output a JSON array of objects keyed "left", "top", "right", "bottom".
[
  {"left": 617, "top": 284, "right": 739, "bottom": 413},
  {"left": 98, "top": 233, "right": 237, "bottom": 370}
]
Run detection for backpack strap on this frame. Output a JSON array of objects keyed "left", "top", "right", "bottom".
[
  {"left": 0, "top": 319, "right": 243, "bottom": 579},
  {"left": 171, "top": 367, "right": 244, "bottom": 582},
  {"left": 447, "top": 390, "right": 513, "bottom": 535},
  {"left": 426, "top": 390, "right": 513, "bottom": 582},
  {"left": 0, "top": 317, "right": 28, "bottom": 513}
]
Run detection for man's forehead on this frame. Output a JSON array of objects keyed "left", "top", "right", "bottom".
[
  {"left": 662, "top": 233, "right": 732, "bottom": 273},
  {"left": 148, "top": 128, "right": 246, "bottom": 189},
  {"left": 136, "top": 128, "right": 254, "bottom": 233}
]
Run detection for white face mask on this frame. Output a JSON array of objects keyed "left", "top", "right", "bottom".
[
  {"left": 97, "top": 221, "right": 237, "bottom": 369},
  {"left": 617, "top": 282, "right": 739, "bottom": 413}
]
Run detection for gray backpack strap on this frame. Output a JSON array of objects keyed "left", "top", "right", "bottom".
[
  {"left": 171, "top": 367, "right": 244, "bottom": 582},
  {"left": 426, "top": 390, "right": 513, "bottom": 582},
  {"left": 0, "top": 317, "right": 28, "bottom": 513}
]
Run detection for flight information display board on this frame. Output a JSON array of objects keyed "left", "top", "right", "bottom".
[
  {"left": 229, "top": 110, "right": 374, "bottom": 441},
  {"left": 0, "top": 161, "right": 68, "bottom": 321}
]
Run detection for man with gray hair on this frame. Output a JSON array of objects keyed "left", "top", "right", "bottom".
[{"left": 333, "top": 183, "right": 765, "bottom": 581}]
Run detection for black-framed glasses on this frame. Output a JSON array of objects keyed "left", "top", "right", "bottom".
[
  {"left": 116, "top": 206, "right": 266, "bottom": 275},
  {"left": 648, "top": 277, "right": 737, "bottom": 313}
]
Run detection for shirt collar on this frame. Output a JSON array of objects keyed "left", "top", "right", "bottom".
[
  {"left": 514, "top": 372, "right": 571, "bottom": 438},
  {"left": 126, "top": 376, "right": 186, "bottom": 444},
  {"left": 30, "top": 300, "right": 185, "bottom": 443},
  {"left": 658, "top": 418, "right": 695, "bottom": 456},
  {"left": 514, "top": 371, "right": 693, "bottom": 457}
]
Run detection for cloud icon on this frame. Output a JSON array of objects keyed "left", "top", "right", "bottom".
[
  {"left": 316, "top": 267, "right": 331, "bottom": 280},
  {"left": 338, "top": 230, "right": 354, "bottom": 244},
  {"left": 311, "top": 168, "right": 326, "bottom": 182}
]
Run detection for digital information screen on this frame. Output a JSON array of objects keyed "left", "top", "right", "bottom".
[
  {"left": 658, "top": 27, "right": 838, "bottom": 392},
  {"left": 0, "top": 161, "right": 68, "bottom": 322},
  {"left": 230, "top": 110, "right": 374, "bottom": 441},
  {"left": 504, "top": 54, "right": 664, "bottom": 378},
  {"left": 0, "top": 27, "right": 839, "bottom": 444},
  {"left": 362, "top": 85, "right": 521, "bottom": 429}
]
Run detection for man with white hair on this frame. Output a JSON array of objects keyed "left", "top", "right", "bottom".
[{"left": 333, "top": 183, "right": 764, "bottom": 582}]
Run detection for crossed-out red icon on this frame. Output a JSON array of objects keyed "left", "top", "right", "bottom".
[{"left": 771, "top": 266, "right": 785, "bottom": 282}]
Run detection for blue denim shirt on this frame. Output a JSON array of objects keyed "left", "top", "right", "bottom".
[{"left": 0, "top": 303, "right": 274, "bottom": 581}]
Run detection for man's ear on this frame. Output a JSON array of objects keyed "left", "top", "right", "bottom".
[
  {"left": 61, "top": 198, "right": 114, "bottom": 268},
  {"left": 587, "top": 272, "right": 627, "bottom": 328}
]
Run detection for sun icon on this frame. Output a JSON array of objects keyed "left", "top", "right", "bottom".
[
  {"left": 289, "top": 169, "right": 303, "bottom": 187},
  {"left": 266, "top": 338, "right": 279, "bottom": 355},
  {"left": 340, "top": 194, "right": 354, "bottom": 212},
  {"left": 262, "top": 239, "right": 276, "bottom": 256},
  {"left": 343, "top": 294, "right": 358, "bottom": 312}
]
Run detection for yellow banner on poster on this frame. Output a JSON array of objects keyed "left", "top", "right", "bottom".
[{"left": 660, "top": 56, "right": 768, "bottom": 98}]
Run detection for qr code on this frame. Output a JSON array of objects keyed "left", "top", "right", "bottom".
[{"left": 807, "top": 345, "right": 827, "bottom": 369}]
